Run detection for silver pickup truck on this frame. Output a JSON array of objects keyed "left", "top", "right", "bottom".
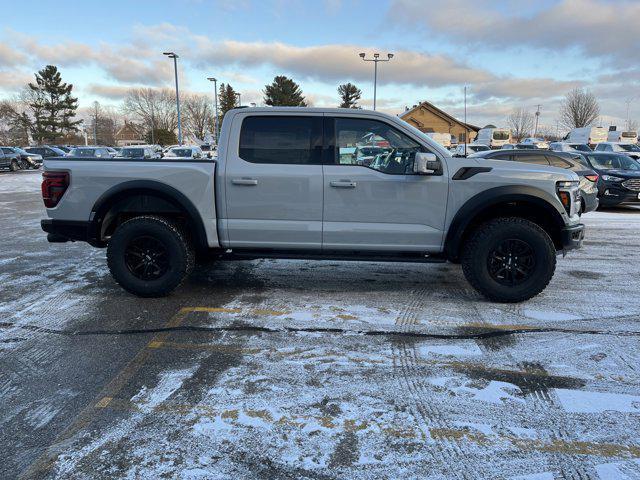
[{"left": 41, "top": 107, "right": 584, "bottom": 302}]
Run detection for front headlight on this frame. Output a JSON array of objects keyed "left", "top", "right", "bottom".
[
  {"left": 602, "top": 175, "right": 623, "bottom": 182},
  {"left": 556, "top": 180, "right": 580, "bottom": 216}
]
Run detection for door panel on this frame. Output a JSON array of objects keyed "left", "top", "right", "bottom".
[
  {"left": 225, "top": 115, "right": 324, "bottom": 249},
  {"left": 322, "top": 116, "right": 448, "bottom": 251},
  {"left": 323, "top": 165, "right": 447, "bottom": 250}
]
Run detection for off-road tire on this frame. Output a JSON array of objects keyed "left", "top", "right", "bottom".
[
  {"left": 107, "top": 215, "right": 194, "bottom": 297},
  {"left": 9, "top": 160, "right": 19, "bottom": 172},
  {"left": 461, "top": 217, "right": 556, "bottom": 303}
]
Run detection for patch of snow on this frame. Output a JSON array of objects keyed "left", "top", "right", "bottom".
[
  {"left": 417, "top": 343, "right": 482, "bottom": 357},
  {"left": 454, "top": 380, "right": 526, "bottom": 405},
  {"left": 556, "top": 389, "right": 640, "bottom": 413},
  {"left": 522, "top": 309, "right": 581, "bottom": 321}
]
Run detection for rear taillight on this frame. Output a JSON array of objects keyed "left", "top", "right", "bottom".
[
  {"left": 42, "top": 171, "right": 69, "bottom": 208},
  {"left": 585, "top": 174, "right": 599, "bottom": 182}
]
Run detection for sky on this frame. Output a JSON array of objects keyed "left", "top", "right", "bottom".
[{"left": 0, "top": 0, "right": 638, "bottom": 132}]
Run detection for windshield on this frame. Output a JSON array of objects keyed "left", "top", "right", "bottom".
[
  {"left": 616, "top": 144, "right": 640, "bottom": 152},
  {"left": 587, "top": 154, "right": 640, "bottom": 171},
  {"left": 569, "top": 144, "right": 591, "bottom": 152},
  {"left": 358, "top": 147, "right": 383, "bottom": 156},
  {"left": 622, "top": 132, "right": 636, "bottom": 138},
  {"left": 472, "top": 145, "right": 490, "bottom": 152},
  {"left": 118, "top": 148, "right": 145, "bottom": 158},
  {"left": 167, "top": 148, "right": 192, "bottom": 157},
  {"left": 492, "top": 131, "right": 510, "bottom": 140}
]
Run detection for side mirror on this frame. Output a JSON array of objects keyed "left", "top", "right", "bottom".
[{"left": 413, "top": 152, "right": 440, "bottom": 174}]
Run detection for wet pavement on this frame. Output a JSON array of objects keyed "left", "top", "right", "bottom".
[{"left": 1, "top": 170, "right": 640, "bottom": 479}]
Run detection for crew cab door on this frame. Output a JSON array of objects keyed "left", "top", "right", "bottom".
[
  {"left": 322, "top": 116, "right": 448, "bottom": 251},
  {"left": 224, "top": 114, "right": 324, "bottom": 249}
]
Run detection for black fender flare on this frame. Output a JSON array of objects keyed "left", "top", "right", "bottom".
[
  {"left": 444, "top": 185, "right": 566, "bottom": 260},
  {"left": 89, "top": 180, "right": 208, "bottom": 250}
]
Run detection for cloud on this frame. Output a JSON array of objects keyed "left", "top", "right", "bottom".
[
  {"left": 389, "top": 0, "right": 640, "bottom": 67},
  {"left": 0, "top": 43, "right": 28, "bottom": 67}
]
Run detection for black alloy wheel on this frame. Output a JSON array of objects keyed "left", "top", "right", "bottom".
[
  {"left": 124, "top": 235, "right": 169, "bottom": 281},
  {"left": 487, "top": 238, "right": 535, "bottom": 286}
]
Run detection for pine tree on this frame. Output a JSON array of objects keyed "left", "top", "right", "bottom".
[
  {"left": 28, "top": 65, "right": 81, "bottom": 143},
  {"left": 338, "top": 83, "right": 362, "bottom": 109},
  {"left": 218, "top": 83, "right": 238, "bottom": 120},
  {"left": 263, "top": 76, "right": 307, "bottom": 107}
]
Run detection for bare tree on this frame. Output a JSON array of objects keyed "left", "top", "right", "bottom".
[
  {"left": 183, "top": 94, "right": 213, "bottom": 142},
  {"left": 122, "top": 88, "right": 178, "bottom": 134},
  {"left": 83, "top": 101, "right": 118, "bottom": 145},
  {"left": 559, "top": 88, "right": 600, "bottom": 129},
  {"left": 507, "top": 107, "right": 535, "bottom": 142}
]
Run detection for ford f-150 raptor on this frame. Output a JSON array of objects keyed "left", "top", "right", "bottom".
[{"left": 41, "top": 108, "right": 584, "bottom": 302}]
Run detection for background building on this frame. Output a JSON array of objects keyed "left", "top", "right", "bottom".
[
  {"left": 400, "top": 101, "right": 479, "bottom": 144},
  {"left": 115, "top": 121, "right": 145, "bottom": 146}
]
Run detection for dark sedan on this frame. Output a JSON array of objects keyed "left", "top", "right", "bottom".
[
  {"left": 1, "top": 147, "right": 42, "bottom": 169},
  {"left": 469, "top": 149, "right": 600, "bottom": 213},
  {"left": 580, "top": 152, "right": 640, "bottom": 207}
]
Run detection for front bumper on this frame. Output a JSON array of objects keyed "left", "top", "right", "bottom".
[
  {"left": 561, "top": 223, "right": 585, "bottom": 251},
  {"left": 598, "top": 182, "right": 640, "bottom": 206}
]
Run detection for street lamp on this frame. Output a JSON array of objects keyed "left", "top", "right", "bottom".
[
  {"left": 626, "top": 97, "right": 635, "bottom": 131},
  {"left": 207, "top": 77, "right": 219, "bottom": 143},
  {"left": 359, "top": 52, "right": 393, "bottom": 110},
  {"left": 534, "top": 104, "right": 542, "bottom": 137},
  {"left": 163, "top": 52, "right": 183, "bottom": 145}
]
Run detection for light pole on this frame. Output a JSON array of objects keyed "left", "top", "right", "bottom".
[
  {"left": 235, "top": 92, "right": 242, "bottom": 107},
  {"left": 359, "top": 52, "right": 393, "bottom": 110},
  {"left": 464, "top": 85, "right": 467, "bottom": 157},
  {"left": 207, "top": 77, "right": 219, "bottom": 143},
  {"left": 534, "top": 104, "right": 541, "bottom": 137},
  {"left": 626, "top": 97, "right": 635, "bottom": 131},
  {"left": 163, "top": 52, "right": 182, "bottom": 145}
]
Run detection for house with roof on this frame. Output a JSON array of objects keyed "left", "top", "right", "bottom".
[
  {"left": 399, "top": 101, "right": 480, "bottom": 144},
  {"left": 114, "top": 121, "right": 145, "bottom": 147}
]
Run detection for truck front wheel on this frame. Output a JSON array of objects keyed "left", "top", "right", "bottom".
[
  {"left": 461, "top": 217, "right": 556, "bottom": 303},
  {"left": 107, "top": 216, "right": 194, "bottom": 297}
]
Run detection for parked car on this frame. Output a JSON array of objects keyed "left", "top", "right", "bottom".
[
  {"left": 580, "top": 152, "right": 640, "bottom": 207},
  {"left": 41, "top": 107, "right": 585, "bottom": 303},
  {"left": 0, "top": 147, "right": 22, "bottom": 171},
  {"left": 549, "top": 142, "right": 592, "bottom": 153},
  {"left": 594, "top": 142, "right": 640, "bottom": 161},
  {"left": 515, "top": 143, "right": 536, "bottom": 149},
  {"left": 607, "top": 130, "right": 637, "bottom": 144},
  {"left": 24, "top": 146, "right": 66, "bottom": 159},
  {"left": 565, "top": 126, "right": 608, "bottom": 148},
  {"left": 3, "top": 147, "right": 42, "bottom": 169},
  {"left": 116, "top": 146, "right": 161, "bottom": 160},
  {"left": 469, "top": 149, "right": 599, "bottom": 213},
  {"left": 164, "top": 146, "right": 204, "bottom": 159},
  {"left": 500, "top": 144, "right": 516, "bottom": 150},
  {"left": 475, "top": 127, "right": 511, "bottom": 149},
  {"left": 67, "top": 147, "right": 114, "bottom": 158},
  {"left": 451, "top": 143, "right": 490, "bottom": 157},
  {"left": 520, "top": 138, "right": 550, "bottom": 149}
]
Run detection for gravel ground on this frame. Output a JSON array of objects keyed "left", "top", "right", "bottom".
[{"left": 1, "top": 170, "right": 640, "bottom": 479}]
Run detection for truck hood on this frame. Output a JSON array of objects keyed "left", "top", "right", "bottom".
[{"left": 472, "top": 157, "right": 579, "bottom": 181}]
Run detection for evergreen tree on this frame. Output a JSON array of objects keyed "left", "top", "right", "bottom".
[
  {"left": 338, "top": 83, "right": 362, "bottom": 109},
  {"left": 218, "top": 83, "right": 238, "bottom": 120},
  {"left": 263, "top": 76, "right": 307, "bottom": 107},
  {"left": 28, "top": 65, "right": 81, "bottom": 143}
]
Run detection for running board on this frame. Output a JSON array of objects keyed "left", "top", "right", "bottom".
[{"left": 218, "top": 249, "right": 447, "bottom": 263}]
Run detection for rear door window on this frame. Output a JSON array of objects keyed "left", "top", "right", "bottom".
[{"left": 239, "top": 116, "right": 322, "bottom": 165}]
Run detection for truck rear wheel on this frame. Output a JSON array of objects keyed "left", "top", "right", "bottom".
[
  {"left": 107, "top": 216, "right": 194, "bottom": 297},
  {"left": 461, "top": 217, "right": 556, "bottom": 303}
]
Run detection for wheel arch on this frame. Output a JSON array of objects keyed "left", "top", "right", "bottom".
[
  {"left": 445, "top": 185, "right": 566, "bottom": 262},
  {"left": 90, "top": 180, "right": 208, "bottom": 251}
]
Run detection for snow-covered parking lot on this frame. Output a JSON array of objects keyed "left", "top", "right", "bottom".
[{"left": 2, "top": 170, "right": 640, "bottom": 479}]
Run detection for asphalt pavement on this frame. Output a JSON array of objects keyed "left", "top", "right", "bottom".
[{"left": 2, "top": 170, "right": 640, "bottom": 479}]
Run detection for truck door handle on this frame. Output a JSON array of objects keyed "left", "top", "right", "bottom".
[
  {"left": 330, "top": 180, "right": 356, "bottom": 188},
  {"left": 232, "top": 178, "right": 258, "bottom": 186}
]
